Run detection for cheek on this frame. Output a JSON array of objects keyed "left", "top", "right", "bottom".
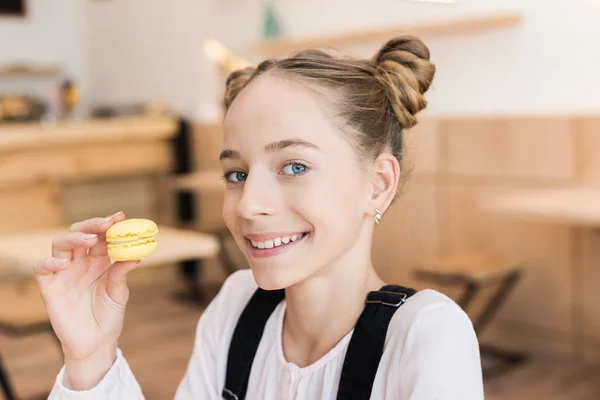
[{"left": 295, "top": 174, "right": 365, "bottom": 237}]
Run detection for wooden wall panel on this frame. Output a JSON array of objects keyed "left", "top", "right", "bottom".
[
  {"left": 504, "top": 118, "right": 574, "bottom": 182},
  {"left": 192, "top": 123, "right": 224, "bottom": 171},
  {"left": 444, "top": 118, "right": 507, "bottom": 178},
  {"left": 575, "top": 117, "right": 600, "bottom": 185},
  {"left": 440, "top": 182, "right": 573, "bottom": 335},
  {"left": 404, "top": 119, "right": 441, "bottom": 177},
  {"left": 444, "top": 118, "right": 574, "bottom": 182},
  {"left": 372, "top": 179, "right": 440, "bottom": 288}
]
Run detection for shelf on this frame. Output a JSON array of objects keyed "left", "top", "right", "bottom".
[
  {"left": 250, "top": 12, "right": 523, "bottom": 56},
  {"left": 0, "top": 65, "right": 62, "bottom": 79}
]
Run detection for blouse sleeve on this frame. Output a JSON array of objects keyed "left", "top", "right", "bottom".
[
  {"left": 398, "top": 304, "right": 485, "bottom": 400},
  {"left": 48, "top": 349, "right": 144, "bottom": 400}
]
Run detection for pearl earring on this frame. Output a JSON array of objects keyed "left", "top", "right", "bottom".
[{"left": 374, "top": 208, "right": 383, "bottom": 224}]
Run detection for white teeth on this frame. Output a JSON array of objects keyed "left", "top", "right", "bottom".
[{"left": 249, "top": 233, "right": 306, "bottom": 249}]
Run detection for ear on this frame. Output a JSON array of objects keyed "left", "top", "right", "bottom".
[{"left": 368, "top": 152, "right": 400, "bottom": 216}]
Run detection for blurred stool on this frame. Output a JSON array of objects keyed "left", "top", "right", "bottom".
[
  {"left": 0, "top": 278, "right": 60, "bottom": 400},
  {"left": 415, "top": 252, "right": 527, "bottom": 379}
]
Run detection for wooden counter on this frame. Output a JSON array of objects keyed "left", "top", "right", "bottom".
[
  {"left": 0, "top": 116, "right": 176, "bottom": 152},
  {"left": 0, "top": 115, "right": 178, "bottom": 234}
]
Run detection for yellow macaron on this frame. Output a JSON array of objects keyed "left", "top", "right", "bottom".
[{"left": 106, "top": 218, "right": 159, "bottom": 261}]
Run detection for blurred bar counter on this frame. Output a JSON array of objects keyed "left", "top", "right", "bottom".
[{"left": 0, "top": 115, "right": 178, "bottom": 234}]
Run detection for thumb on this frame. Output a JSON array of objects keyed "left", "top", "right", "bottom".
[{"left": 105, "top": 260, "right": 141, "bottom": 306}]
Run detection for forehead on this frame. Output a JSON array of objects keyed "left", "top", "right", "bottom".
[{"left": 223, "top": 74, "right": 341, "bottom": 146}]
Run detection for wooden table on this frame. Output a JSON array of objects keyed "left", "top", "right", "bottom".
[
  {"left": 481, "top": 187, "right": 600, "bottom": 227},
  {"left": 0, "top": 225, "right": 220, "bottom": 277},
  {"left": 0, "top": 225, "right": 220, "bottom": 330}
]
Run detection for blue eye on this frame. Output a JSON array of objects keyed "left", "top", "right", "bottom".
[
  {"left": 224, "top": 171, "right": 247, "bottom": 183},
  {"left": 282, "top": 162, "right": 308, "bottom": 176}
]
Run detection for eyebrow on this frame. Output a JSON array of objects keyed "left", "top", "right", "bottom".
[{"left": 219, "top": 138, "right": 321, "bottom": 161}]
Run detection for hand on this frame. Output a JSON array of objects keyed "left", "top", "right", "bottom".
[{"left": 33, "top": 212, "right": 141, "bottom": 389}]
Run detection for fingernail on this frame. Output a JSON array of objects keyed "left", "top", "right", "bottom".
[
  {"left": 111, "top": 211, "right": 124, "bottom": 218},
  {"left": 55, "top": 258, "right": 70, "bottom": 266},
  {"left": 82, "top": 233, "right": 98, "bottom": 240},
  {"left": 98, "top": 217, "right": 112, "bottom": 225}
]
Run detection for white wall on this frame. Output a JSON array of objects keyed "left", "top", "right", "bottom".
[
  {"left": 0, "top": 0, "right": 88, "bottom": 112},
  {"left": 85, "top": 0, "right": 600, "bottom": 119}
]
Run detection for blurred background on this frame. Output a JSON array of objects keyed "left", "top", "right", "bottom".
[{"left": 0, "top": 0, "right": 599, "bottom": 399}]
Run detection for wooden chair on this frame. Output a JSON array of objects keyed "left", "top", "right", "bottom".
[
  {"left": 415, "top": 252, "right": 527, "bottom": 379},
  {"left": 0, "top": 226, "right": 219, "bottom": 400}
]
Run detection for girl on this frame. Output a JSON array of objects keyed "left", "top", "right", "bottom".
[{"left": 37, "top": 35, "right": 484, "bottom": 399}]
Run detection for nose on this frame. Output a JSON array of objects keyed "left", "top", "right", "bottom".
[{"left": 236, "top": 169, "right": 278, "bottom": 220}]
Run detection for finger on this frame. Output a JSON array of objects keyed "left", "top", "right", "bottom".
[
  {"left": 69, "top": 212, "right": 125, "bottom": 259},
  {"left": 89, "top": 212, "right": 127, "bottom": 258},
  {"left": 52, "top": 232, "right": 99, "bottom": 260},
  {"left": 70, "top": 211, "right": 125, "bottom": 235},
  {"left": 105, "top": 260, "right": 141, "bottom": 306},
  {"left": 33, "top": 257, "right": 70, "bottom": 286}
]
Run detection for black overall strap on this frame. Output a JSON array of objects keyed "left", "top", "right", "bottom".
[
  {"left": 336, "top": 285, "right": 417, "bottom": 400},
  {"left": 222, "top": 288, "right": 285, "bottom": 400}
]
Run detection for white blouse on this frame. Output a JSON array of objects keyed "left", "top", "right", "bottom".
[{"left": 49, "top": 269, "right": 484, "bottom": 399}]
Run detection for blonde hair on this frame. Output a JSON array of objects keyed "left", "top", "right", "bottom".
[{"left": 224, "top": 36, "right": 435, "bottom": 198}]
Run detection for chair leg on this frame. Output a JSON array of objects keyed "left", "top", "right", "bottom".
[
  {"left": 457, "top": 281, "right": 480, "bottom": 311},
  {"left": 473, "top": 270, "right": 522, "bottom": 334},
  {"left": 0, "top": 353, "right": 17, "bottom": 400},
  {"left": 471, "top": 270, "right": 527, "bottom": 379}
]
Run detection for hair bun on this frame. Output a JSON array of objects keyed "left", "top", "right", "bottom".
[{"left": 373, "top": 36, "right": 436, "bottom": 129}]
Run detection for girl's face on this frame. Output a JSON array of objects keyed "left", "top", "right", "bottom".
[{"left": 221, "top": 75, "right": 373, "bottom": 290}]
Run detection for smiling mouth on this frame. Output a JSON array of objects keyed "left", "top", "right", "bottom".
[{"left": 247, "top": 232, "right": 310, "bottom": 250}]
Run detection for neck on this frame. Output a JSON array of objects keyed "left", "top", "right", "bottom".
[{"left": 282, "top": 224, "right": 385, "bottom": 367}]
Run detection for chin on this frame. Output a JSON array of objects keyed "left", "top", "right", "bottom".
[{"left": 249, "top": 267, "right": 297, "bottom": 291}]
